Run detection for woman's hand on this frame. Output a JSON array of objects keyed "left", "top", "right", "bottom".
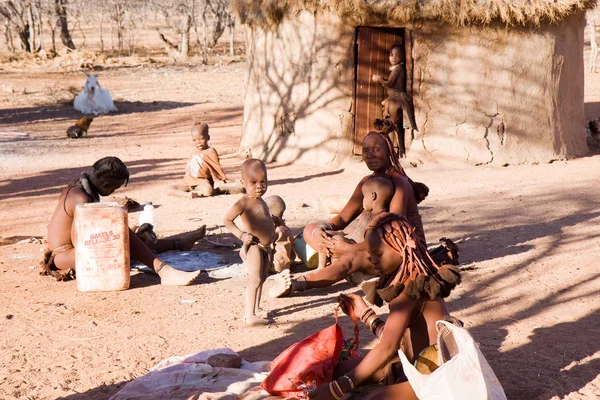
[
  {"left": 308, "top": 383, "right": 335, "bottom": 400},
  {"left": 312, "top": 228, "right": 331, "bottom": 254},
  {"left": 324, "top": 238, "right": 353, "bottom": 258},
  {"left": 338, "top": 293, "right": 368, "bottom": 323},
  {"left": 372, "top": 74, "right": 382, "bottom": 83}
]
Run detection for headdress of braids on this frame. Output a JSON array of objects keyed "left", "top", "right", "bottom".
[
  {"left": 63, "top": 157, "right": 129, "bottom": 217},
  {"left": 366, "top": 119, "right": 429, "bottom": 203},
  {"left": 366, "top": 213, "right": 461, "bottom": 306}
]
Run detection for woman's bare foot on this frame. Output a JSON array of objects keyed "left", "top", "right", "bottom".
[
  {"left": 157, "top": 263, "right": 201, "bottom": 286},
  {"left": 269, "top": 269, "right": 292, "bottom": 298},
  {"left": 176, "top": 225, "right": 207, "bottom": 251},
  {"left": 244, "top": 315, "right": 268, "bottom": 326}
]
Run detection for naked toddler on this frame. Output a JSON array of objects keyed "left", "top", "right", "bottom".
[
  {"left": 316, "top": 175, "right": 395, "bottom": 270},
  {"left": 223, "top": 159, "right": 275, "bottom": 325},
  {"left": 264, "top": 195, "right": 295, "bottom": 273}
]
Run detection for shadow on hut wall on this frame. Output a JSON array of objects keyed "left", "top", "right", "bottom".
[
  {"left": 238, "top": 8, "right": 588, "bottom": 166},
  {"left": 240, "top": 12, "right": 355, "bottom": 165}
]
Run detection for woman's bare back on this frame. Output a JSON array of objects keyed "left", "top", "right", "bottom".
[{"left": 47, "top": 186, "right": 90, "bottom": 250}]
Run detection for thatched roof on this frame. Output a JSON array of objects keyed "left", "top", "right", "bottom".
[{"left": 232, "top": 0, "right": 597, "bottom": 28}]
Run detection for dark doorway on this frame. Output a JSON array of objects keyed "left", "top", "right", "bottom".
[{"left": 353, "top": 27, "right": 406, "bottom": 154}]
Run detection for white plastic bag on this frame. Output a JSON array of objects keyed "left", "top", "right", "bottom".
[{"left": 399, "top": 320, "right": 507, "bottom": 400}]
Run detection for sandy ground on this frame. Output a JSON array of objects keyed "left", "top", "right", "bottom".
[{"left": 1, "top": 47, "right": 600, "bottom": 400}]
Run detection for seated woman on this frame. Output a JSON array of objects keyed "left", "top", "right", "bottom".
[
  {"left": 308, "top": 213, "right": 461, "bottom": 399},
  {"left": 270, "top": 130, "right": 431, "bottom": 298},
  {"left": 41, "top": 157, "right": 206, "bottom": 286}
]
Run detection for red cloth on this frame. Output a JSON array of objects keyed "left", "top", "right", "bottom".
[
  {"left": 261, "top": 323, "right": 343, "bottom": 398},
  {"left": 261, "top": 308, "right": 359, "bottom": 398}
]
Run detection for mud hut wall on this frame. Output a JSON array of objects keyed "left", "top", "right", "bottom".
[
  {"left": 410, "top": 12, "right": 587, "bottom": 165},
  {"left": 553, "top": 12, "right": 588, "bottom": 158},
  {"left": 240, "top": 11, "right": 355, "bottom": 165}
]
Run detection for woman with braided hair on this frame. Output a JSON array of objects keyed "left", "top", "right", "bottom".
[
  {"left": 270, "top": 129, "right": 436, "bottom": 298},
  {"left": 309, "top": 213, "right": 461, "bottom": 400},
  {"left": 42, "top": 156, "right": 206, "bottom": 286}
]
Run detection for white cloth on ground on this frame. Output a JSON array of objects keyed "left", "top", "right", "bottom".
[{"left": 109, "top": 348, "right": 272, "bottom": 400}]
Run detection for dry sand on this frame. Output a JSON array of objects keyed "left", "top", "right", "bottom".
[{"left": 0, "top": 55, "right": 599, "bottom": 400}]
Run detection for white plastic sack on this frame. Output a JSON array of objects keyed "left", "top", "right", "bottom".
[
  {"left": 399, "top": 320, "right": 507, "bottom": 400},
  {"left": 74, "top": 74, "right": 118, "bottom": 115}
]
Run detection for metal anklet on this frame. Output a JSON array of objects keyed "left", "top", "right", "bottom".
[
  {"left": 296, "top": 276, "right": 307, "bottom": 291},
  {"left": 156, "top": 261, "right": 167, "bottom": 274}
]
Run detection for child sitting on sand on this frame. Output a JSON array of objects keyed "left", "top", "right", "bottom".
[
  {"left": 264, "top": 195, "right": 295, "bottom": 273},
  {"left": 223, "top": 159, "right": 276, "bottom": 326},
  {"left": 170, "top": 122, "right": 242, "bottom": 198},
  {"left": 316, "top": 175, "right": 394, "bottom": 270}
]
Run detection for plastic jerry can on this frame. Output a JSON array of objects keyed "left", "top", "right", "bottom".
[{"left": 74, "top": 202, "right": 130, "bottom": 292}]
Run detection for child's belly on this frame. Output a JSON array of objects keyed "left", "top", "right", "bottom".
[{"left": 241, "top": 216, "right": 275, "bottom": 246}]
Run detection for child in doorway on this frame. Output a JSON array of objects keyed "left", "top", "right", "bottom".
[
  {"left": 316, "top": 175, "right": 394, "bottom": 270},
  {"left": 170, "top": 122, "right": 242, "bottom": 198},
  {"left": 372, "top": 44, "right": 418, "bottom": 156},
  {"left": 264, "top": 195, "right": 296, "bottom": 273},
  {"left": 223, "top": 159, "right": 276, "bottom": 326}
]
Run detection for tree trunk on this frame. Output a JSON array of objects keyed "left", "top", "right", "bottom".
[
  {"left": 99, "top": 7, "right": 104, "bottom": 52},
  {"left": 55, "top": 0, "right": 75, "bottom": 50},
  {"left": 210, "top": 11, "right": 225, "bottom": 48},
  {"left": 3, "top": 17, "right": 14, "bottom": 52},
  {"left": 47, "top": 21, "right": 56, "bottom": 53},
  {"left": 228, "top": 14, "right": 234, "bottom": 56},
  {"left": 35, "top": 2, "right": 44, "bottom": 51},
  {"left": 115, "top": 3, "right": 124, "bottom": 51},
  {"left": 180, "top": 13, "right": 191, "bottom": 58},
  {"left": 201, "top": 8, "right": 208, "bottom": 64},
  {"left": 26, "top": 3, "right": 35, "bottom": 52},
  {"left": 192, "top": 6, "right": 202, "bottom": 58},
  {"left": 17, "top": 24, "right": 30, "bottom": 52}
]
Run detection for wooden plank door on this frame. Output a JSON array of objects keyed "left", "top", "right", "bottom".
[{"left": 354, "top": 27, "right": 405, "bottom": 154}]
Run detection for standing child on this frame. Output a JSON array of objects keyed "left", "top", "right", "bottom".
[
  {"left": 170, "top": 122, "right": 242, "bottom": 198},
  {"left": 264, "top": 195, "right": 296, "bottom": 273},
  {"left": 372, "top": 44, "right": 418, "bottom": 156},
  {"left": 223, "top": 159, "right": 276, "bottom": 326}
]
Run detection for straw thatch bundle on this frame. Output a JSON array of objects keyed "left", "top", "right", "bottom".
[{"left": 232, "top": 0, "right": 596, "bottom": 28}]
